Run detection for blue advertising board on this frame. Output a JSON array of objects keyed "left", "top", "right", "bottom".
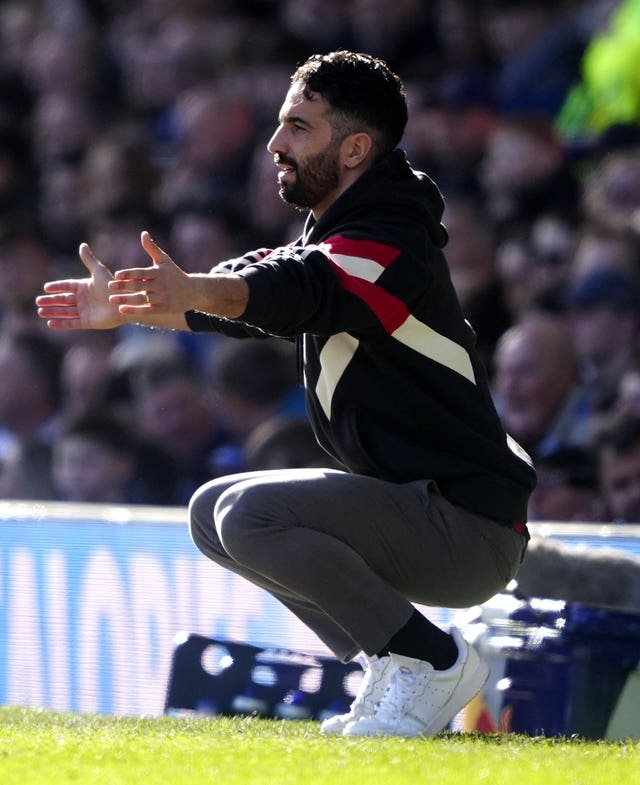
[{"left": 1, "top": 501, "right": 639, "bottom": 717}]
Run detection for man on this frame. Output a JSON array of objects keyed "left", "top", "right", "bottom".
[
  {"left": 36, "top": 51, "right": 536, "bottom": 738},
  {"left": 493, "top": 312, "right": 591, "bottom": 460},
  {"left": 566, "top": 268, "right": 640, "bottom": 414},
  {"left": 594, "top": 414, "right": 640, "bottom": 524}
]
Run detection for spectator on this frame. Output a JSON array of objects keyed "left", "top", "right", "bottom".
[
  {"left": 51, "top": 412, "right": 138, "bottom": 504},
  {"left": 581, "top": 147, "right": 640, "bottom": 236},
  {"left": 556, "top": 0, "right": 640, "bottom": 144},
  {"left": 81, "top": 129, "right": 158, "bottom": 228},
  {"left": 156, "top": 81, "right": 256, "bottom": 215},
  {"left": 0, "top": 437, "right": 54, "bottom": 500},
  {"left": 58, "top": 335, "right": 117, "bottom": 419},
  {"left": 210, "top": 337, "right": 305, "bottom": 446},
  {"left": 30, "top": 91, "right": 98, "bottom": 166},
  {"left": 493, "top": 312, "right": 591, "bottom": 460},
  {"left": 494, "top": 227, "right": 536, "bottom": 320},
  {"left": 0, "top": 329, "right": 63, "bottom": 461},
  {"left": 527, "top": 446, "right": 602, "bottom": 522},
  {"left": 0, "top": 220, "right": 55, "bottom": 331},
  {"left": 38, "top": 161, "right": 86, "bottom": 265},
  {"left": 441, "top": 192, "right": 511, "bottom": 373},
  {"left": 565, "top": 267, "right": 640, "bottom": 414},
  {"left": 526, "top": 211, "right": 579, "bottom": 309},
  {"left": 129, "top": 354, "right": 240, "bottom": 503},
  {"left": 479, "top": 115, "right": 579, "bottom": 228},
  {"left": 245, "top": 415, "right": 342, "bottom": 471},
  {"left": 347, "top": 0, "right": 437, "bottom": 74},
  {"left": 478, "top": 0, "right": 588, "bottom": 117},
  {"left": 593, "top": 412, "right": 640, "bottom": 524},
  {"left": 570, "top": 224, "right": 640, "bottom": 281},
  {"left": 169, "top": 208, "right": 238, "bottom": 274}
]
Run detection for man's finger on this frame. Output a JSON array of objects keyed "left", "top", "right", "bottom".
[
  {"left": 79, "top": 242, "right": 101, "bottom": 273},
  {"left": 140, "top": 230, "right": 171, "bottom": 265},
  {"left": 39, "top": 281, "right": 80, "bottom": 295},
  {"left": 36, "top": 292, "right": 78, "bottom": 306},
  {"left": 37, "top": 304, "right": 80, "bottom": 318},
  {"left": 44, "top": 318, "right": 83, "bottom": 330}
]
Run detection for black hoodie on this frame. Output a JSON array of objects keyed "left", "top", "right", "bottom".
[{"left": 186, "top": 150, "right": 536, "bottom": 522}]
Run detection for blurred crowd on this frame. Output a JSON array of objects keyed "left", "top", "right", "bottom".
[{"left": 1, "top": 0, "right": 640, "bottom": 523}]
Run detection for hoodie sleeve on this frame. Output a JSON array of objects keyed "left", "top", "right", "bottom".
[{"left": 236, "top": 234, "right": 414, "bottom": 338}]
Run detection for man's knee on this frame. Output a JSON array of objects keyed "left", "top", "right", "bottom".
[
  {"left": 215, "top": 482, "right": 275, "bottom": 564},
  {"left": 188, "top": 482, "right": 224, "bottom": 556}
]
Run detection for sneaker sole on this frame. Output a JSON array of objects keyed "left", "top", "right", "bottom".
[{"left": 423, "top": 656, "right": 490, "bottom": 737}]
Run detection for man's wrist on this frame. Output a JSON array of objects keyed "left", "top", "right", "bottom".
[{"left": 190, "top": 273, "right": 249, "bottom": 319}]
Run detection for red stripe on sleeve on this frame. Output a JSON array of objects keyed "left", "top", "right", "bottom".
[
  {"left": 321, "top": 235, "right": 401, "bottom": 268},
  {"left": 329, "top": 262, "right": 409, "bottom": 334}
]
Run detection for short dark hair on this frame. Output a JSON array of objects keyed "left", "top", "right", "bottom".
[
  {"left": 291, "top": 50, "right": 408, "bottom": 159},
  {"left": 594, "top": 413, "right": 640, "bottom": 457},
  {"left": 61, "top": 411, "right": 136, "bottom": 457}
]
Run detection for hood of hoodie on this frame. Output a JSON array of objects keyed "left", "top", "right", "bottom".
[{"left": 304, "top": 148, "right": 449, "bottom": 249}]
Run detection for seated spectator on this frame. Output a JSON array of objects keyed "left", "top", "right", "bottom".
[
  {"left": 169, "top": 207, "right": 238, "bottom": 274},
  {"left": 58, "top": 334, "right": 118, "bottom": 419},
  {"left": 245, "top": 415, "right": 342, "bottom": 471},
  {"left": 156, "top": 81, "right": 256, "bottom": 215},
  {"left": 210, "top": 337, "right": 305, "bottom": 446},
  {"left": 479, "top": 115, "right": 579, "bottom": 229},
  {"left": 0, "top": 328, "right": 64, "bottom": 461},
  {"left": 441, "top": 192, "right": 511, "bottom": 374},
  {"left": 129, "top": 354, "right": 240, "bottom": 504},
  {"left": 565, "top": 267, "right": 640, "bottom": 414},
  {"left": 51, "top": 412, "right": 138, "bottom": 504},
  {"left": 527, "top": 446, "right": 602, "bottom": 523},
  {"left": 493, "top": 312, "right": 591, "bottom": 460},
  {"left": 569, "top": 224, "right": 640, "bottom": 281},
  {"left": 478, "top": 0, "right": 588, "bottom": 117},
  {"left": 0, "top": 437, "right": 54, "bottom": 500},
  {"left": 0, "top": 219, "right": 56, "bottom": 331},
  {"left": 347, "top": 0, "right": 435, "bottom": 74},
  {"left": 593, "top": 412, "right": 640, "bottom": 524},
  {"left": 81, "top": 129, "right": 158, "bottom": 226},
  {"left": 581, "top": 148, "right": 640, "bottom": 235},
  {"left": 38, "top": 161, "right": 86, "bottom": 266},
  {"left": 494, "top": 227, "right": 536, "bottom": 320},
  {"left": 526, "top": 210, "right": 579, "bottom": 309}
]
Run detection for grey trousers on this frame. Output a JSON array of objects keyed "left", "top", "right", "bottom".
[{"left": 188, "top": 468, "right": 527, "bottom": 662}]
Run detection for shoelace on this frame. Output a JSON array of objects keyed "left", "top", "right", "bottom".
[{"left": 374, "top": 666, "right": 433, "bottom": 723}]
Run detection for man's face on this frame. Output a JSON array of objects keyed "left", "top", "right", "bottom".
[
  {"left": 267, "top": 83, "right": 343, "bottom": 216},
  {"left": 599, "top": 441, "right": 640, "bottom": 523},
  {"left": 493, "top": 329, "right": 573, "bottom": 448}
]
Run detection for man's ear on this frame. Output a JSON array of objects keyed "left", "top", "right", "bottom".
[{"left": 342, "top": 132, "right": 373, "bottom": 169}]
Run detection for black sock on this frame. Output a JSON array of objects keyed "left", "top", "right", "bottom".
[{"left": 376, "top": 610, "right": 458, "bottom": 670}]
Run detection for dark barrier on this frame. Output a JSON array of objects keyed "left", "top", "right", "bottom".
[{"left": 164, "top": 634, "right": 363, "bottom": 721}]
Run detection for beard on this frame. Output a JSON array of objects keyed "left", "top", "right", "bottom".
[{"left": 277, "top": 140, "right": 341, "bottom": 210}]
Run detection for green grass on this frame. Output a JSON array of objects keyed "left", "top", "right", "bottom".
[{"left": 0, "top": 707, "right": 638, "bottom": 785}]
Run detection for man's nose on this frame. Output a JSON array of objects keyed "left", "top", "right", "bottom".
[{"left": 267, "top": 125, "right": 286, "bottom": 155}]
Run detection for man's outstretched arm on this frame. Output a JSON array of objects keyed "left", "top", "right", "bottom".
[{"left": 36, "top": 231, "right": 249, "bottom": 332}]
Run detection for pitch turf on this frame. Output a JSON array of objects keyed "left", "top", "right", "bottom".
[{"left": 0, "top": 707, "right": 637, "bottom": 785}]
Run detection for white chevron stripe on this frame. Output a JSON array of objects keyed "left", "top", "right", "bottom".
[
  {"left": 314, "top": 333, "right": 360, "bottom": 418},
  {"left": 392, "top": 315, "right": 476, "bottom": 384},
  {"left": 330, "top": 253, "right": 384, "bottom": 282}
]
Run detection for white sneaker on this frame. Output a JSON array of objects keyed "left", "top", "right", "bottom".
[
  {"left": 343, "top": 628, "right": 489, "bottom": 738},
  {"left": 320, "top": 653, "right": 394, "bottom": 734}
]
